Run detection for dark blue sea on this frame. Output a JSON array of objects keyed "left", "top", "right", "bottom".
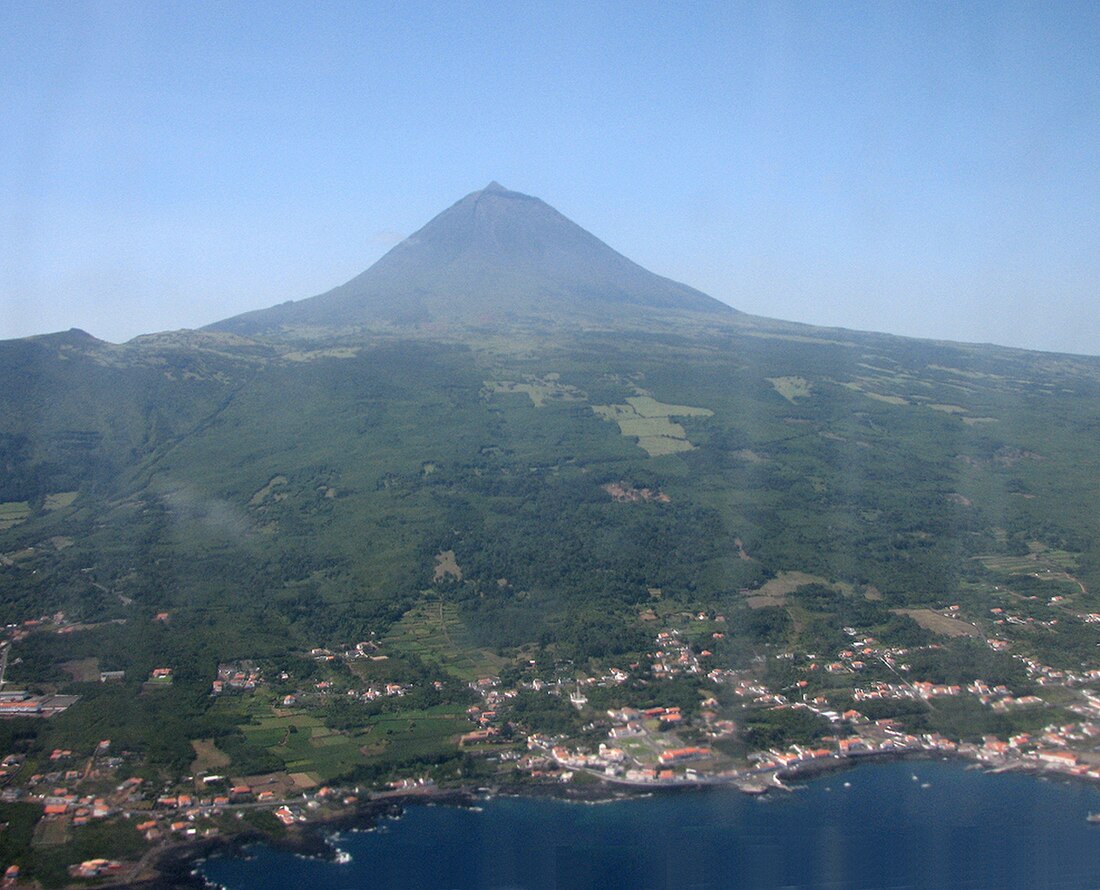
[{"left": 201, "top": 761, "right": 1100, "bottom": 889}]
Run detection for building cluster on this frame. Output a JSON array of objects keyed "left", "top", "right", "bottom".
[
  {"left": 69, "top": 859, "right": 124, "bottom": 879},
  {"left": 0, "top": 687, "right": 78, "bottom": 718},
  {"left": 650, "top": 630, "right": 710, "bottom": 677},
  {"left": 212, "top": 660, "right": 264, "bottom": 694}
]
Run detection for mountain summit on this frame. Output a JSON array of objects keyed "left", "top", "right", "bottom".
[{"left": 210, "top": 183, "right": 733, "bottom": 334}]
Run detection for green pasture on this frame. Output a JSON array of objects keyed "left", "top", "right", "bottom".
[
  {"left": 384, "top": 599, "right": 506, "bottom": 681},
  {"left": 236, "top": 703, "right": 468, "bottom": 780}
]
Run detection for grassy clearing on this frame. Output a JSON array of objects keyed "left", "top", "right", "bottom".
[
  {"left": 60, "top": 658, "right": 100, "bottom": 682},
  {"left": 32, "top": 818, "right": 69, "bottom": 848},
  {"left": 432, "top": 550, "right": 462, "bottom": 582},
  {"left": 863, "top": 391, "right": 909, "bottom": 406},
  {"left": 484, "top": 376, "right": 585, "bottom": 407},
  {"left": 593, "top": 396, "right": 712, "bottom": 457},
  {"left": 637, "top": 436, "right": 695, "bottom": 456},
  {"left": 43, "top": 491, "right": 78, "bottom": 511},
  {"left": 608, "top": 411, "right": 687, "bottom": 440},
  {"left": 744, "top": 571, "right": 849, "bottom": 608},
  {"left": 282, "top": 347, "right": 360, "bottom": 362},
  {"left": 0, "top": 501, "right": 31, "bottom": 531},
  {"left": 191, "top": 738, "right": 231, "bottom": 773},
  {"left": 895, "top": 608, "right": 981, "bottom": 638},
  {"left": 249, "top": 475, "right": 288, "bottom": 506},
  {"left": 767, "top": 376, "right": 812, "bottom": 402},
  {"left": 625, "top": 395, "right": 713, "bottom": 418}
]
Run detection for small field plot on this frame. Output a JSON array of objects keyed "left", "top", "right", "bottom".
[
  {"left": 240, "top": 713, "right": 365, "bottom": 782},
  {"left": 43, "top": 491, "right": 78, "bottom": 511},
  {"left": 895, "top": 609, "right": 981, "bottom": 638},
  {"left": 0, "top": 501, "right": 31, "bottom": 531},
  {"left": 384, "top": 600, "right": 506, "bottom": 681},
  {"left": 484, "top": 376, "right": 585, "bottom": 407},
  {"left": 358, "top": 705, "right": 468, "bottom": 764},
  {"left": 60, "top": 657, "right": 100, "bottom": 682},
  {"left": 592, "top": 396, "right": 712, "bottom": 457},
  {"left": 767, "top": 377, "right": 812, "bottom": 402},
  {"left": 744, "top": 571, "right": 850, "bottom": 608},
  {"left": 977, "top": 546, "right": 1086, "bottom": 595},
  {"left": 433, "top": 550, "right": 462, "bottom": 582},
  {"left": 191, "top": 738, "right": 231, "bottom": 774}
]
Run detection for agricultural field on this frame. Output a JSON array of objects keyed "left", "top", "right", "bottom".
[
  {"left": 592, "top": 395, "right": 712, "bottom": 456},
  {"left": 483, "top": 375, "right": 585, "bottom": 407},
  {"left": 767, "top": 376, "right": 812, "bottom": 402},
  {"left": 43, "top": 491, "right": 78, "bottom": 511},
  {"left": 239, "top": 713, "right": 367, "bottom": 780},
  {"left": 743, "top": 572, "right": 850, "bottom": 609},
  {"left": 384, "top": 600, "right": 506, "bottom": 681},
  {"left": 432, "top": 550, "right": 462, "bottom": 582},
  {"left": 0, "top": 500, "right": 31, "bottom": 530},
  {"left": 190, "top": 738, "right": 231, "bottom": 774},
  {"left": 232, "top": 703, "right": 469, "bottom": 782},
  {"left": 896, "top": 608, "right": 982, "bottom": 638},
  {"left": 358, "top": 705, "right": 470, "bottom": 764}
]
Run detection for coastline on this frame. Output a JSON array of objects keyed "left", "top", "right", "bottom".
[{"left": 96, "top": 746, "right": 1100, "bottom": 889}]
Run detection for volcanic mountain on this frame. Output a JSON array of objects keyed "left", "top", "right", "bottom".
[
  {"left": 209, "top": 182, "right": 733, "bottom": 334},
  {"left": 7, "top": 176, "right": 1100, "bottom": 825}
]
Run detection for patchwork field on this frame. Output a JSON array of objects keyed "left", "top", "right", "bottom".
[
  {"left": 384, "top": 600, "right": 505, "bottom": 681},
  {"left": 978, "top": 550, "right": 1078, "bottom": 574},
  {"left": 484, "top": 375, "right": 584, "bottom": 407},
  {"left": 976, "top": 547, "right": 1086, "bottom": 595},
  {"left": 236, "top": 704, "right": 469, "bottom": 781},
  {"left": 593, "top": 395, "right": 713, "bottom": 457},
  {"left": 358, "top": 705, "right": 469, "bottom": 763},
  {"left": 0, "top": 501, "right": 30, "bottom": 531}
]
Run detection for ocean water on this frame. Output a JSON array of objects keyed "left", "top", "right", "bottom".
[{"left": 201, "top": 761, "right": 1100, "bottom": 889}]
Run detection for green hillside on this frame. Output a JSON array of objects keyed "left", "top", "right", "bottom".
[{"left": 2, "top": 185, "right": 1100, "bottom": 876}]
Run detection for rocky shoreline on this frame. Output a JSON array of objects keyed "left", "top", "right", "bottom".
[{"left": 92, "top": 749, "right": 1100, "bottom": 889}]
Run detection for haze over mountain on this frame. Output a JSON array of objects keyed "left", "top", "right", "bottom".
[{"left": 209, "top": 182, "right": 732, "bottom": 335}]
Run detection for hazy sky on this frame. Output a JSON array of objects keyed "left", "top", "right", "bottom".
[{"left": 3, "top": 2, "right": 1098, "bottom": 354}]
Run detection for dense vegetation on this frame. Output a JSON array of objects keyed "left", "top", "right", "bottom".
[{"left": 2, "top": 309, "right": 1100, "bottom": 788}]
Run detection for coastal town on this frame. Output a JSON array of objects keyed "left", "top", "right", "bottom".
[{"left": 2, "top": 587, "right": 1100, "bottom": 885}]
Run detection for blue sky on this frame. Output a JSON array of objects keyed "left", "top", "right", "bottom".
[{"left": 3, "top": 1, "right": 1098, "bottom": 353}]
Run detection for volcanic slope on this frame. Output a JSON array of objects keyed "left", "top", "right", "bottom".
[
  {"left": 3, "top": 185, "right": 1100, "bottom": 782},
  {"left": 209, "top": 181, "right": 732, "bottom": 334}
]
